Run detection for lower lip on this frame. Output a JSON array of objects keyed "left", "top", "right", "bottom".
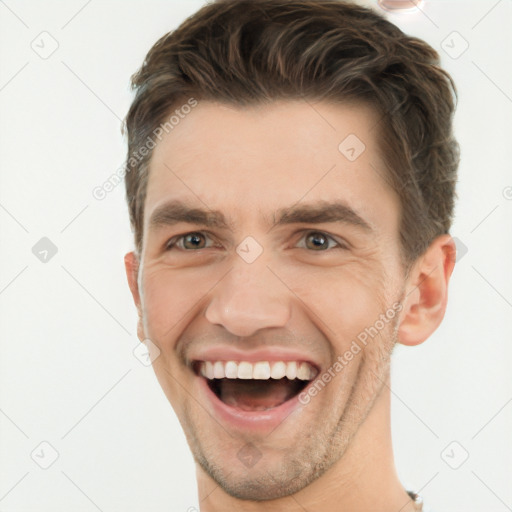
[{"left": 196, "top": 375, "right": 308, "bottom": 434}]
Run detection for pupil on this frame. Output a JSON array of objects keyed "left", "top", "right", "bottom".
[
  {"left": 185, "top": 233, "right": 204, "bottom": 249},
  {"left": 308, "top": 232, "right": 326, "bottom": 250}
]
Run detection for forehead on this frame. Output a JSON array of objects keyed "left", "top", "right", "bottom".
[
  {"left": 149, "top": 99, "right": 381, "bottom": 169},
  {"left": 144, "top": 99, "right": 398, "bottom": 233}
]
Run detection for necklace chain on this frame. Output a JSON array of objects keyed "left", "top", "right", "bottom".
[{"left": 407, "top": 490, "right": 424, "bottom": 511}]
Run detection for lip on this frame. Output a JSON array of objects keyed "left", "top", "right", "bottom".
[{"left": 196, "top": 373, "right": 312, "bottom": 434}]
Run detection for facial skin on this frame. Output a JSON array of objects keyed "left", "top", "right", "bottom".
[{"left": 125, "top": 100, "right": 456, "bottom": 511}]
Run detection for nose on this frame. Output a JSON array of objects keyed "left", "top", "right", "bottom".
[{"left": 205, "top": 261, "right": 292, "bottom": 337}]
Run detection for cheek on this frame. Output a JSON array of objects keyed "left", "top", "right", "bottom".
[
  {"left": 289, "top": 263, "right": 390, "bottom": 343},
  {"left": 141, "top": 267, "right": 211, "bottom": 343},
  {"left": 140, "top": 268, "right": 213, "bottom": 412}
]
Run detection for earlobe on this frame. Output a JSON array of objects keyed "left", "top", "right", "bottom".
[{"left": 397, "top": 234, "right": 456, "bottom": 346}]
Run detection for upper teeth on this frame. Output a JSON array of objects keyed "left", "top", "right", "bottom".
[{"left": 198, "top": 361, "right": 317, "bottom": 380}]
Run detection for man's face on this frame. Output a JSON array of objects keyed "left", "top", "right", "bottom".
[{"left": 130, "top": 100, "right": 408, "bottom": 500}]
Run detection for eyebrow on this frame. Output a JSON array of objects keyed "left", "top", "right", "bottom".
[
  {"left": 274, "top": 201, "right": 373, "bottom": 232},
  {"left": 149, "top": 201, "right": 231, "bottom": 231},
  {"left": 148, "top": 200, "right": 373, "bottom": 233}
]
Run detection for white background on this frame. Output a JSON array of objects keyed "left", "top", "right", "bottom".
[{"left": 0, "top": 1, "right": 511, "bottom": 510}]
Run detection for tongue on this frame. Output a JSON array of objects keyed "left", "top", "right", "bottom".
[{"left": 218, "top": 378, "right": 303, "bottom": 411}]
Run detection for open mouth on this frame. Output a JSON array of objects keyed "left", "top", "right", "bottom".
[{"left": 193, "top": 360, "right": 318, "bottom": 412}]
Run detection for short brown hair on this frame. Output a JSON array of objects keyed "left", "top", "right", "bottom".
[{"left": 123, "top": 0, "right": 460, "bottom": 267}]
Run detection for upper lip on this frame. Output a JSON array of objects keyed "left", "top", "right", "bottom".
[{"left": 187, "top": 346, "right": 322, "bottom": 372}]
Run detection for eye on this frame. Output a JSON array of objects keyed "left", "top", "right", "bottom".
[
  {"left": 165, "top": 232, "right": 214, "bottom": 251},
  {"left": 297, "top": 231, "right": 345, "bottom": 251},
  {"left": 165, "top": 230, "right": 346, "bottom": 252}
]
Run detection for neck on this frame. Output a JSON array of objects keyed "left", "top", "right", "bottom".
[{"left": 195, "top": 374, "right": 418, "bottom": 512}]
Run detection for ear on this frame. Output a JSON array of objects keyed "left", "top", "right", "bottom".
[
  {"left": 397, "top": 234, "right": 456, "bottom": 346},
  {"left": 124, "top": 251, "right": 145, "bottom": 342}
]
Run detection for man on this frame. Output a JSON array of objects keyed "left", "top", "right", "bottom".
[{"left": 123, "top": 1, "right": 460, "bottom": 510}]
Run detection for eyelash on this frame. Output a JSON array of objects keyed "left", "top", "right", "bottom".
[{"left": 164, "top": 230, "right": 347, "bottom": 251}]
